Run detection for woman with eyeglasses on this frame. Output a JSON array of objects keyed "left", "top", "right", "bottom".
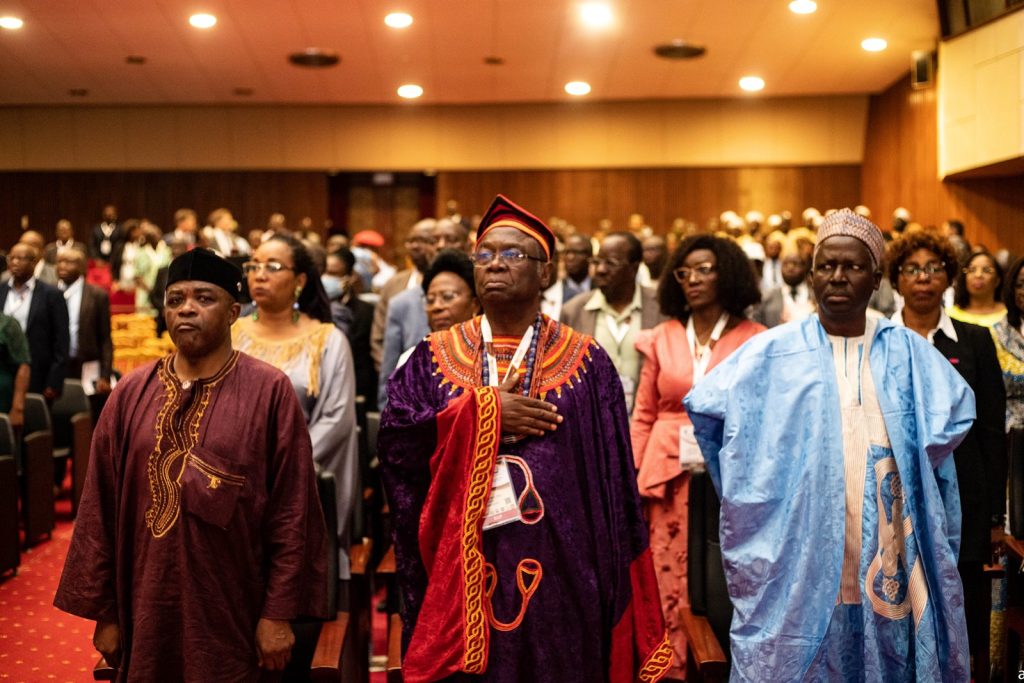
[
  {"left": 629, "top": 234, "right": 764, "bottom": 679},
  {"left": 885, "top": 231, "right": 1006, "bottom": 680},
  {"left": 392, "top": 249, "right": 481, "bottom": 370},
  {"left": 950, "top": 250, "right": 1006, "bottom": 327},
  {"left": 232, "top": 235, "right": 358, "bottom": 643}
]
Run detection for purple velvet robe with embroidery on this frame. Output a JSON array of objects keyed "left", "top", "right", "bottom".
[{"left": 380, "top": 317, "right": 670, "bottom": 683}]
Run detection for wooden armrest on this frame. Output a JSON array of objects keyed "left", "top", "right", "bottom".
[
  {"left": 93, "top": 656, "right": 116, "bottom": 681},
  {"left": 984, "top": 562, "right": 1006, "bottom": 577},
  {"left": 1001, "top": 532, "right": 1024, "bottom": 560},
  {"left": 378, "top": 545, "right": 396, "bottom": 576},
  {"left": 387, "top": 613, "right": 403, "bottom": 682},
  {"left": 678, "top": 606, "right": 727, "bottom": 674},
  {"left": 349, "top": 539, "right": 372, "bottom": 576},
  {"left": 310, "top": 612, "right": 350, "bottom": 682}
]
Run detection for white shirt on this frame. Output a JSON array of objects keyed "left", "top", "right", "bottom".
[
  {"left": 781, "top": 282, "right": 815, "bottom": 323},
  {"left": 541, "top": 280, "right": 563, "bottom": 321},
  {"left": 889, "top": 308, "right": 959, "bottom": 344},
  {"left": 60, "top": 276, "right": 84, "bottom": 358},
  {"left": 3, "top": 277, "right": 35, "bottom": 332}
]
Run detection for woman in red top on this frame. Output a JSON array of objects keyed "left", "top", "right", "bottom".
[{"left": 630, "top": 234, "right": 765, "bottom": 679}]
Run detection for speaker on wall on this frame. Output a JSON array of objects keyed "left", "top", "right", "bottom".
[{"left": 911, "top": 49, "right": 935, "bottom": 89}]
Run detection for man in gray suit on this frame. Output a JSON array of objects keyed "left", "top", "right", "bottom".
[
  {"left": 561, "top": 231, "right": 666, "bottom": 411},
  {"left": 753, "top": 250, "right": 815, "bottom": 328},
  {"left": 377, "top": 281, "right": 431, "bottom": 408}
]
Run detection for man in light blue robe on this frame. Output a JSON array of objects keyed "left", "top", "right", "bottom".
[{"left": 685, "top": 209, "right": 974, "bottom": 682}]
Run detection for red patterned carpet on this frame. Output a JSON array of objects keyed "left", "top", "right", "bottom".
[
  {"left": 0, "top": 499, "right": 98, "bottom": 683},
  {"left": 0, "top": 497, "right": 389, "bottom": 682}
]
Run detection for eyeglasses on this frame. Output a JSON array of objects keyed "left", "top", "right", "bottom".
[
  {"left": 899, "top": 262, "right": 946, "bottom": 278},
  {"left": 425, "top": 290, "right": 468, "bottom": 306},
  {"left": 964, "top": 265, "right": 995, "bottom": 276},
  {"left": 241, "top": 261, "right": 294, "bottom": 275},
  {"left": 673, "top": 263, "right": 716, "bottom": 282},
  {"left": 471, "top": 248, "right": 547, "bottom": 267},
  {"left": 590, "top": 257, "right": 630, "bottom": 269}
]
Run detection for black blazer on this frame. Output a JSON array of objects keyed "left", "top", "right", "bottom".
[
  {"left": 74, "top": 283, "right": 114, "bottom": 381},
  {"left": 89, "top": 222, "right": 125, "bottom": 262},
  {"left": 0, "top": 280, "right": 70, "bottom": 395},
  {"left": 933, "top": 318, "right": 1007, "bottom": 564}
]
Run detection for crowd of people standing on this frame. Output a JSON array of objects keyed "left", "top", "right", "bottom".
[{"left": 37, "top": 194, "right": 1021, "bottom": 681}]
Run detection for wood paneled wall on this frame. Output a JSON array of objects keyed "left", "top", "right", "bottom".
[
  {"left": 0, "top": 171, "right": 328, "bottom": 250},
  {"left": 436, "top": 166, "right": 861, "bottom": 234},
  {"left": 861, "top": 74, "right": 1024, "bottom": 253}
]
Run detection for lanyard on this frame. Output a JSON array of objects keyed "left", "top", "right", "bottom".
[
  {"left": 481, "top": 315, "right": 536, "bottom": 387},
  {"left": 686, "top": 312, "right": 729, "bottom": 383},
  {"left": 604, "top": 311, "right": 632, "bottom": 346}
]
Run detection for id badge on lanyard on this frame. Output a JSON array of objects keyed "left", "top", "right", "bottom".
[
  {"left": 483, "top": 459, "right": 523, "bottom": 530},
  {"left": 481, "top": 316, "right": 534, "bottom": 387}
]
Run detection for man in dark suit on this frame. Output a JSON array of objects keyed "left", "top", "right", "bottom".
[
  {"left": 89, "top": 204, "right": 124, "bottom": 264},
  {"left": 0, "top": 243, "right": 69, "bottom": 401},
  {"left": 45, "top": 219, "right": 85, "bottom": 265},
  {"left": 326, "top": 247, "right": 377, "bottom": 409},
  {"left": 56, "top": 247, "right": 113, "bottom": 397},
  {"left": 560, "top": 231, "right": 666, "bottom": 411}
]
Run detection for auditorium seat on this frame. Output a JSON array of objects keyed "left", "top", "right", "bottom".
[
  {"left": 682, "top": 470, "right": 729, "bottom": 682},
  {"left": 50, "top": 379, "right": 89, "bottom": 461},
  {"left": 21, "top": 431, "right": 54, "bottom": 547},
  {"left": 0, "top": 452, "right": 18, "bottom": 577},
  {"left": 22, "top": 393, "right": 52, "bottom": 438}
]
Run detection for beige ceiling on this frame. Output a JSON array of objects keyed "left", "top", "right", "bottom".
[{"left": 0, "top": 0, "right": 939, "bottom": 105}]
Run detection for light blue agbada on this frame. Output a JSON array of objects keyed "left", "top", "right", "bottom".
[{"left": 684, "top": 315, "right": 974, "bottom": 682}]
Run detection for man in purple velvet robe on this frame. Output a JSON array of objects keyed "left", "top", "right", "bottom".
[
  {"left": 54, "top": 248, "right": 328, "bottom": 681},
  {"left": 380, "top": 195, "right": 670, "bottom": 683}
]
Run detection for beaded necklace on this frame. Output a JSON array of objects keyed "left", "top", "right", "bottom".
[{"left": 481, "top": 313, "right": 543, "bottom": 397}]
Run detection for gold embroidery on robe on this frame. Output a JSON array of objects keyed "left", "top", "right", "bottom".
[
  {"left": 144, "top": 352, "right": 239, "bottom": 538},
  {"left": 232, "top": 319, "right": 333, "bottom": 397}
]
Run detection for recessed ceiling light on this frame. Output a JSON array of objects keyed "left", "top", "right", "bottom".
[
  {"left": 579, "top": 3, "right": 614, "bottom": 29},
  {"left": 384, "top": 12, "right": 413, "bottom": 29},
  {"left": 564, "top": 81, "right": 592, "bottom": 96},
  {"left": 189, "top": 13, "right": 217, "bottom": 29},
  {"left": 788, "top": 0, "right": 817, "bottom": 14},
  {"left": 397, "top": 84, "right": 423, "bottom": 99},
  {"left": 288, "top": 49, "right": 341, "bottom": 68},
  {"left": 0, "top": 16, "right": 24, "bottom": 30},
  {"left": 125, "top": 55, "right": 147, "bottom": 65},
  {"left": 739, "top": 76, "right": 765, "bottom": 92},
  {"left": 861, "top": 37, "right": 887, "bottom": 52},
  {"left": 68, "top": 88, "right": 89, "bottom": 97},
  {"left": 483, "top": 55, "right": 505, "bottom": 66}
]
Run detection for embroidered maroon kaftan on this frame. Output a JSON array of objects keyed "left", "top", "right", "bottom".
[{"left": 54, "top": 352, "right": 328, "bottom": 682}]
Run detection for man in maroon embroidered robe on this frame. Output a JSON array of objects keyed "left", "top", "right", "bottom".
[
  {"left": 380, "top": 195, "right": 670, "bottom": 683},
  {"left": 55, "top": 248, "right": 328, "bottom": 681}
]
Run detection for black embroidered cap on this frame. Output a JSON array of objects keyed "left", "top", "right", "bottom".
[{"left": 166, "top": 248, "right": 243, "bottom": 301}]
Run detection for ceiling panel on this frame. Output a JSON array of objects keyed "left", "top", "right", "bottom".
[{"left": 0, "top": 0, "right": 939, "bottom": 105}]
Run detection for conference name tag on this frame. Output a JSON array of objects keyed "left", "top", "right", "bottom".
[
  {"left": 679, "top": 425, "right": 705, "bottom": 471},
  {"left": 483, "top": 459, "right": 523, "bottom": 530}
]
